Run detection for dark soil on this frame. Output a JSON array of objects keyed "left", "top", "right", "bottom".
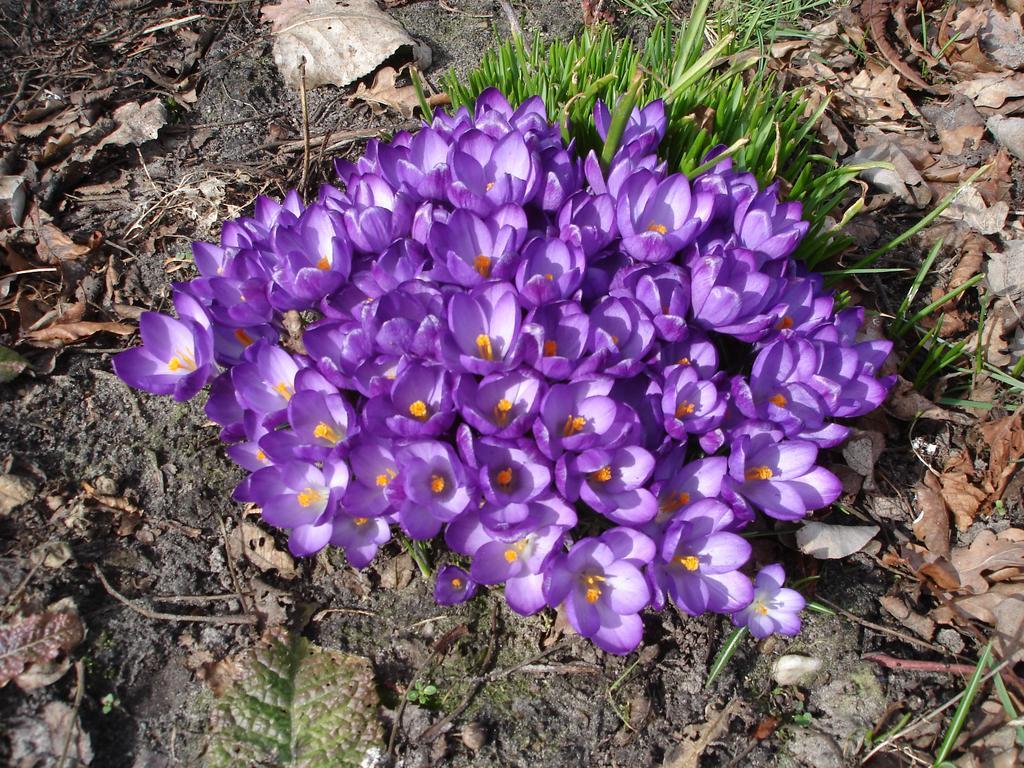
[{"left": 0, "top": 2, "right": 990, "bottom": 767}]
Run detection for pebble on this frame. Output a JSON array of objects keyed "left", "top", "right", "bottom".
[
  {"left": 460, "top": 721, "right": 487, "bottom": 751},
  {"left": 772, "top": 654, "right": 823, "bottom": 686}
]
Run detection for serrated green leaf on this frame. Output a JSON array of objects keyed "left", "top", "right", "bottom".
[
  {"left": 205, "top": 630, "right": 383, "bottom": 768},
  {"left": 0, "top": 346, "right": 29, "bottom": 384}
]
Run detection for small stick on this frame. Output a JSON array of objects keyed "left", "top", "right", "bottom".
[
  {"left": 815, "top": 597, "right": 949, "bottom": 655},
  {"left": 94, "top": 566, "right": 257, "bottom": 625},
  {"left": 57, "top": 660, "right": 85, "bottom": 768},
  {"left": 298, "top": 57, "right": 310, "bottom": 197},
  {"left": 865, "top": 652, "right": 1024, "bottom": 697}
]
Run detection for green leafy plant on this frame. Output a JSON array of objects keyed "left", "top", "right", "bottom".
[
  {"left": 204, "top": 630, "right": 382, "bottom": 768},
  {"left": 406, "top": 680, "right": 440, "bottom": 708}
]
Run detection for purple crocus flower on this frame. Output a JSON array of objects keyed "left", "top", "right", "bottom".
[
  {"left": 688, "top": 245, "right": 782, "bottom": 341},
  {"left": 435, "top": 566, "right": 478, "bottom": 605},
  {"left": 616, "top": 170, "right": 713, "bottom": 263},
  {"left": 595, "top": 99, "right": 667, "bottom": 157},
  {"left": 543, "top": 529, "right": 654, "bottom": 655},
  {"left": 427, "top": 205, "right": 527, "bottom": 286},
  {"left": 330, "top": 514, "right": 391, "bottom": 568},
  {"left": 269, "top": 203, "right": 352, "bottom": 310},
  {"left": 650, "top": 454, "right": 729, "bottom": 527},
  {"left": 259, "top": 389, "right": 356, "bottom": 462},
  {"left": 395, "top": 440, "right": 473, "bottom": 539},
  {"left": 364, "top": 362, "right": 455, "bottom": 439},
  {"left": 474, "top": 438, "right": 551, "bottom": 506},
  {"left": 395, "top": 126, "right": 452, "bottom": 200},
  {"left": 343, "top": 437, "right": 400, "bottom": 519},
  {"left": 447, "top": 127, "right": 541, "bottom": 215},
  {"left": 231, "top": 341, "right": 310, "bottom": 423},
  {"left": 557, "top": 190, "right": 617, "bottom": 257},
  {"left": 442, "top": 281, "right": 525, "bottom": 374},
  {"left": 661, "top": 363, "right": 726, "bottom": 441},
  {"left": 587, "top": 296, "right": 655, "bottom": 377},
  {"left": 522, "top": 301, "right": 591, "bottom": 380},
  {"left": 650, "top": 499, "right": 753, "bottom": 615},
  {"left": 338, "top": 173, "right": 413, "bottom": 253},
  {"left": 514, "top": 236, "right": 586, "bottom": 308},
  {"left": 557, "top": 445, "right": 657, "bottom": 525},
  {"left": 614, "top": 263, "right": 692, "bottom": 342},
  {"left": 533, "top": 378, "right": 636, "bottom": 460},
  {"left": 247, "top": 455, "right": 349, "bottom": 556},
  {"left": 733, "top": 184, "right": 809, "bottom": 264},
  {"left": 656, "top": 330, "right": 719, "bottom": 379},
  {"left": 732, "top": 563, "right": 805, "bottom": 637},
  {"left": 112, "top": 294, "right": 216, "bottom": 401},
  {"left": 725, "top": 433, "right": 842, "bottom": 521},
  {"left": 455, "top": 369, "right": 544, "bottom": 439}
]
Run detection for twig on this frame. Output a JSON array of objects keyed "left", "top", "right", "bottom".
[
  {"left": 57, "top": 660, "right": 85, "bottom": 768},
  {"left": 93, "top": 566, "right": 257, "bottom": 625},
  {"left": 815, "top": 597, "right": 949, "bottom": 655},
  {"left": 298, "top": 57, "right": 310, "bottom": 197},
  {"left": 0, "top": 69, "right": 33, "bottom": 125},
  {"left": 217, "top": 513, "right": 253, "bottom": 616}
]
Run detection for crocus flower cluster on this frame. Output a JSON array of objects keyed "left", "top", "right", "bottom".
[{"left": 114, "top": 89, "right": 893, "bottom": 654}]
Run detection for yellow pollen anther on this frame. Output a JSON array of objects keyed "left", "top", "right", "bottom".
[
  {"left": 610, "top": 334, "right": 619, "bottom": 345},
  {"left": 543, "top": 340, "right": 558, "bottom": 357},
  {"left": 493, "top": 398, "right": 513, "bottom": 426},
  {"left": 430, "top": 474, "right": 446, "bottom": 494},
  {"left": 769, "top": 393, "right": 787, "bottom": 407},
  {"left": 234, "top": 328, "right": 255, "bottom": 347},
  {"left": 659, "top": 491, "right": 690, "bottom": 515},
  {"left": 476, "top": 334, "right": 494, "bottom": 361},
  {"left": 562, "top": 414, "right": 586, "bottom": 437},
  {"left": 496, "top": 467, "right": 514, "bottom": 488},
  {"left": 744, "top": 465, "right": 774, "bottom": 482},
  {"left": 256, "top": 449, "right": 267, "bottom": 462},
  {"left": 313, "top": 421, "right": 341, "bottom": 443},
  {"left": 274, "top": 381, "right": 294, "bottom": 401},
  {"left": 485, "top": 181, "right": 495, "bottom": 191},
  {"left": 474, "top": 254, "right": 492, "bottom": 278},
  {"left": 544, "top": 273, "right": 554, "bottom": 281},
  {"left": 504, "top": 549, "right": 518, "bottom": 563},
  {"left": 409, "top": 400, "right": 429, "bottom": 420},
  {"left": 675, "top": 401, "right": 696, "bottom": 418},
  {"left": 297, "top": 486, "right": 323, "bottom": 507},
  {"left": 755, "top": 602, "right": 769, "bottom": 615},
  {"left": 354, "top": 517, "right": 368, "bottom": 525},
  {"left": 647, "top": 222, "right": 668, "bottom": 235},
  {"left": 451, "top": 577, "right": 463, "bottom": 588},
  {"left": 316, "top": 255, "right": 331, "bottom": 270},
  {"left": 591, "top": 465, "right": 613, "bottom": 483},
  {"left": 585, "top": 587, "right": 602, "bottom": 604},
  {"left": 677, "top": 356, "right": 690, "bottom": 366},
  {"left": 168, "top": 357, "right": 182, "bottom": 371},
  {"left": 167, "top": 350, "right": 197, "bottom": 372},
  {"left": 675, "top": 555, "right": 700, "bottom": 571},
  {"left": 375, "top": 472, "right": 392, "bottom": 487},
  {"left": 777, "top": 315, "right": 794, "bottom": 330}
]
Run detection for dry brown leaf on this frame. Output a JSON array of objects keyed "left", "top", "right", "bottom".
[
  {"left": 23, "top": 320, "right": 134, "bottom": 348},
  {"left": 938, "top": 582, "right": 1024, "bottom": 663},
  {"left": 261, "top": 0, "right": 430, "bottom": 91},
  {"left": 986, "top": 241, "right": 1024, "bottom": 298},
  {"left": 938, "top": 184, "right": 1008, "bottom": 234},
  {"left": 978, "top": 8, "right": 1024, "bottom": 70},
  {"left": 351, "top": 66, "right": 420, "bottom": 118},
  {"left": 843, "top": 65, "right": 919, "bottom": 122},
  {"left": 0, "top": 474, "right": 35, "bottom": 516},
  {"left": 878, "top": 594, "right": 936, "bottom": 640},
  {"left": 940, "top": 469, "right": 987, "bottom": 531},
  {"left": 964, "top": 296, "right": 1021, "bottom": 368},
  {"left": 922, "top": 98, "right": 986, "bottom": 155},
  {"left": 92, "top": 98, "right": 167, "bottom": 154},
  {"left": 903, "top": 542, "right": 961, "bottom": 590},
  {"left": 978, "top": 411, "right": 1024, "bottom": 501},
  {"left": 951, "top": 528, "right": 1024, "bottom": 594},
  {"left": 987, "top": 115, "right": 1024, "bottom": 160},
  {"left": 953, "top": 72, "right": 1024, "bottom": 110},
  {"left": 845, "top": 135, "right": 932, "bottom": 206},
  {"left": 0, "top": 611, "right": 84, "bottom": 688},
  {"left": 796, "top": 521, "right": 879, "bottom": 559},
  {"left": 227, "top": 521, "right": 297, "bottom": 579},
  {"left": 35, "top": 222, "right": 91, "bottom": 263},
  {"left": 912, "top": 474, "right": 950, "bottom": 559},
  {"left": 886, "top": 376, "right": 974, "bottom": 424}
]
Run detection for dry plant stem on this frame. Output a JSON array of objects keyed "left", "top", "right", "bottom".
[
  {"left": 93, "top": 565, "right": 257, "bottom": 625},
  {"left": 217, "top": 513, "right": 253, "bottom": 616},
  {"left": 860, "top": 657, "right": 1015, "bottom": 764},
  {"left": 816, "top": 597, "right": 949, "bottom": 655},
  {"left": 299, "top": 57, "right": 310, "bottom": 197},
  {"left": 864, "top": 652, "right": 1024, "bottom": 697},
  {"left": 57, "top": 660, "right": 85, "bottom": 768}
]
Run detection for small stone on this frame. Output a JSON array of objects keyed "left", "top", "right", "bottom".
[
  {"left": 772, "top": 654, "right": 823, "bottom": 686},
  {"left": 460, "top": 721, "right": 487, "bottom": 751},
  {"left": 93, "top": 476, "right": 118, "bottom": 495},
  {"left": 936, "top": 628, "right": 966, "bottom": 655}
]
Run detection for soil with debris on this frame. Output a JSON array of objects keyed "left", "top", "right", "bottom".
[{"left": 1, "top": 1, "right": 1023, "bottom": 767}]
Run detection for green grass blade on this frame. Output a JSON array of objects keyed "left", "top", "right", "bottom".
[
  {"left": 932, "top": 642, "right": 993, "bottom": 767},
  {"left": 705, "top": 626, "right": 748, "bottom": 688}
]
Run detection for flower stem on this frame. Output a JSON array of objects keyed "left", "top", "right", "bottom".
[
  {"left": 599, "top": 65, "right": 644, "bottom": 170},
  {"left": 399, "top": 534, "right": 433, "bottom": 579}
]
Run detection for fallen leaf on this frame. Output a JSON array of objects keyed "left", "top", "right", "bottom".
[
  {"left": 987, "top": 115, "right": 1024, "bottom": 160},
  {"left": 978, "top": 8, "right": 1024, "bottom": 70},
  {"left": 885, "top": 376, "right": 974, "bottom": 424},
  {"left": 951, "top": 528, "right": 1024, "bottom": 594},
  {"left": 953, "top": 72, "right": 1024, "bottom": 110},
  {"left": 35, "top": 222, "right": 92, "bottom": 263},
  {"left": 978, "top": 411, "right": 1024, "bottom": 501},
  {"left": 845, "top": 135, "right": 932, "bottom": 206},
  {"left": 227, "top": 521, "right": 297, "bottom": 579},
  {"left": 938, "top": 583, "right": 1024, "bottom": 663},
  {"left": 922, "top": 98, "right": 986, "bottom": 155},
  {"left": 938, "top": 184, "right": 1008, "bottom": 235},
  {"left": 912, "top": 474, "right": 950, "bottom": 559},
  {"left": 796, "top": 522, "right": 879, "bottom": 559},
  {"left": 879, "top": 594, "right": 936, "bottom": 639},
  {"left": 842, "top": 65, "right": 919, "bottom": 122},
  {"left": 23, "top": 320, "right": 134, "bottom": 348},
  {"left": 92, "top": 98, "right": 167, "bottom": 154},
  {"left": 940, "top": 452, "right": 987, "bottom": 531},
  {"left": 0, "top": 611, "right": 84, "bottom": 687},
  {"left": 351, "top": 65, "right": 446, "bottom": 118},
  {"left": 261, "top": 0, "right": 431, "bottom": 91},
  {"left": 986, "top": 241, "right": 1024, "bottom": 297},
  {"left": 0, "top": 474, "right": 35, "bottom": 516},
  {"left": 841, "top": 429, "right": 886, "bottom": 482}
]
